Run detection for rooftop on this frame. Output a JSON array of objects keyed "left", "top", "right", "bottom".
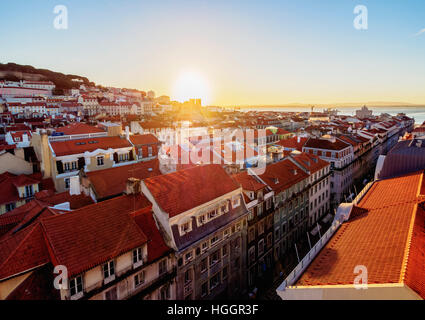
[{"left": 294, "top": 171, "right": 425, "bottom": 298}]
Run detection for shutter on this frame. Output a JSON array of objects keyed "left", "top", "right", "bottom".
[
  {"left": 56, "top": 160, "right": 64, "bottom": 174},
  {"left": 129, "top": 151, "right": 134, "bottom": 161},
  {"left": 113, "top": 152, "right": 118, "bottom": 163},
  {"left": 78, "top": 157, "right": 85, "bottom": 169}
]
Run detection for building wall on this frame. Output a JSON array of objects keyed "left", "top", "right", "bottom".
[{"left": 0, "top": 151, "right": 33, "bottom": 175}]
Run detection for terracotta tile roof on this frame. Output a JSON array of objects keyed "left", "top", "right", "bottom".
[
  {"left": 257, "top": 159, "right": 309, "bottom": 194},
  {"left": 129, "top": 133, "right": 160, "bottom": 145},
  {"left": 233, "top": 171, "right": 267, "bottom": 192},
  {"left": 404, "top": 202, "right": 425, "bottom": 299},
  {"left": 0, "top": 223, "right": 50, "bottom": 280},
  {"left": 132, "top": 207, "right": 172, "bottom": 262},
  {"left": 86, "top": 159, "right": 162, "bottom": 199},
  {"left": 290, "top": 152, "right": 329, "bottom": 174},
  {"left": 55, "top": 122, "right": 105, "bottom": 135},
  {"left": 34, "top": 190, "right": 94, "bottom": 209},
  {"left": 296, "top": 171, "right": 425, "bottom": 294},
  {"left": 276, "top": 136, "right": 308, "bottom": 151},
  {"left": 304, "top": 137, "right": 351, "bottom": 151},
  {"left": 41, "top": 194, "right": 150, "bottom": 277},
  {"left": 144, "top": 164, "right": 240, "bottom": 218},
  {"left": 6, "top": 264, "right": 60, "bottom": 300},
  {"left": 50, "top": 136, "right": 132, "bottom": 156}
]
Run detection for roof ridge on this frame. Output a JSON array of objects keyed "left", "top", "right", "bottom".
[{"left": 399, "top": 172, "right": 424, "bottom": 283}]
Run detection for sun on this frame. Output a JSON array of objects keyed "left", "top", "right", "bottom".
[{"left": 172, "top": 71, "right": 211, "bottom": 105}]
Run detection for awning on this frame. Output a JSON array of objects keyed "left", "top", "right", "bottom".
[
  {"left": 310, "top": 225, "right": 321, "bottom": 236},
  {"left": 322, "top": 213, "right": 333, "bottom": 224}
]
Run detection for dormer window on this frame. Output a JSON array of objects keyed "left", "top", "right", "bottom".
[
  {"left": 133, "top": 247, "right": 143, "bottom": 268},
  {"left": 198, "top": 214, "right": 206, "bottom": 225},
  {"left": 103, "top": 260, "right": 115, "bottom": 284},
  {"left": 69, "top": 275, "right": 83, "bottom": 300},
  {"left": 208, "top": 209, "right": 218, "bottom": 219},
  {"left": 232, "top": 196, "right": 240, "bottom": 208},
  {"left": 180, "top": 221, "right": 191, "bottom": 234}
]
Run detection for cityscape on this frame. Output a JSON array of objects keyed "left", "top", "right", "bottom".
[{"left": 0, "top": 0, "right": 424, "bottom": 306}]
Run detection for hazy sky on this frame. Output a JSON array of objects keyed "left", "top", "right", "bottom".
[{"left": 1, "top": 0, "right": 425, "bottom": 105}]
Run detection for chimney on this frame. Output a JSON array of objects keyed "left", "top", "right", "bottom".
[
  {"left": 125, "top": 177, "right": 141, "bottom": 195},
  {"left": 125, "top": 126, "right": 130, "bottom": 140},
  {"left": 69, "top": 175, "right": 81, "bottom": 195}
]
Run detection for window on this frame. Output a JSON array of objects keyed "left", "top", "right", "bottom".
[
  {"left": 232, "top": 196, "right": 240, "bottom": 208},
  {"left": 198, "top": 214, "right": 206, "bottom": 225},
  {"left": 184, "top": 251, "right": 193, "bottom": 264},
  {"left": 201, "top": 258, "right": 208, "bottom": 273},
  {"left": 257, "top": 204, "right": 263, "bottom": 217},
  {"left": 258, "top": 220, "right": 265, "bottom": 235},
  {"left": 248, "top": 246, "right": 256, "bottom": 264},
  {"left": 209, "top": 273, "right": 220, "bottom": 290},
  {"left": 133, "top": 247, "right": 143, "bottom": 266},
  {"left": 148, "top": 146, "right": 153, "bottom": 157},
  {"left": 248, "top": 208, "right": 254, "bottom": 221},
  {"left": 248, "top": 227, "right": 255, "bottom": 243},
  {"left": 70, "top": 275, "right": 83, "bottom": 297},
  {"left": 223, "top": 228, "right": 230, "bottom": 238},
  {"left": 64, "top": 178, "right": 70, "bottom": 189},
  {"left": 5, "top": 203, "right": 16, "bottom": 212},
  {"left": 134, "top": 271, "right": 145, "bottom": 287},
  {"left": 118, "top": 153, "right": 129, "bottom": 162},
  {"left": 222, "top": 245, "right": 228, "bottom": 257},
  {"left": 97, "top": 156, "right": 104, "bottom": 166},
  {"left": 201, "top": 241, "right": 208, "bottom": 252},
  {"left": 267, "top": 233, "right": 273, "bottom": 248},
  {"left": 184, "top": 269, "right": 192, "bottom": 284},
  {"left": 209, "top": 250, "right": 220, "bottom": 266},
  {"left": 160, "top": 285, "right": 170, "bottom": 300},
  {"left": 159, "top": 259, "right": 167, "bottom": 275},
  {"left": 105, "top": 287, "right": 117, "bottom": 300},
  {"left": 24, "top": 185, "right": 34, "bottom": 198},
  {"left": 266, "top": 198, "right": 272, "bottom": 210},
  {"left": 222, "top": 266, "right": 228, "bottom": 280},
  {"left": 258, "top": 239, "right": 265, "bottom": 256},
  {"left": 208, "top": 209, "right": 218, "bottom": 220},
  {"left": 220, "top": 203, "right": 229, "bottom": 214},
  {"left": 210, "top": 235, "right": 220, "bottom": 246},
  {"left": 181, "top": 221, "right": 191, "bottom": 234},
  {"left": 201, "top": 282, "right": 208, "bottom": 297},
  {"left": 103, "top": 261, "right": 115, "bottom": 280}
]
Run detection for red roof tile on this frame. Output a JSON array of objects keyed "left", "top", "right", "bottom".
[
  {"left": 257, "top": 159, "right": 309, "bottom": 194},
  {"left": 276, "top": 136, "right": 308, "bottom": 151},
  {"left": 55, "top": 122, "right": 105, "bottom": 135},
  {"left": 41, "top": 194, "right": 150, "bottom": 277},
  {"left": 304, "top": 137, "right": 351, "bottom": 151},
  {"left": 129, "top": 133, "right": 160, "bottom": 145},
  {"left": 296, "top": 171, "right": 424, "bottom": 289},
  {"left": 144, "top": 164, "right": 240, "bottom": 218},
  {"left": 50, "top": 136, "right": 132, "bottom": 156},
  {"left": 86, "top": 159, "right": 162, "bottom": 199},
  {"left": 132, "top": 207, "right": 172, "bottom": 262},
  {"left": 233, "top": 171, "right": 267, "bottom": 192}
]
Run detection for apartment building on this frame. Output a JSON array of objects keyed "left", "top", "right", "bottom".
[
  {"left": 289, "top": 152, "right": 331, "bottom": 228},
  {"left": 32, "top": 131, "right": 136, "bottom": 192},
  {"left": 141, "top": 164, "right": 248, "bottom": 300},
  {"left": 233, "top": 172, "right": 274, "bottom": 291},
  {"left": 303, "top": 135, "right": 353, "bottom": 169},
  {"left": 254, "top": 159, "right": 310, "bottom": 264},
  {"left": 77, "top": 95, "right": 99, "bottom": 116},
  {"left": 0, "top": 193, "right": 176, "bottom": 300}
]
